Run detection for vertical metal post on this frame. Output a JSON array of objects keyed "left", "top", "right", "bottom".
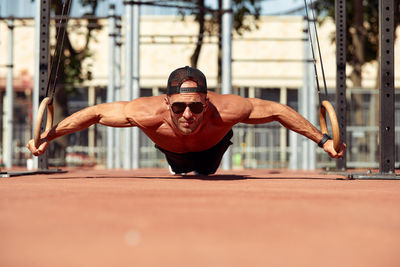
[
  {"left": 132, "top": 3, "right": 140, "bottom": 169},
  {"left": 4, "top": 18, "right": 14, "bottom": 169},
  {"left": 123, "top": 2, "right": 133, "bottom": 169},
  {"left": 335, "top": 0, "right": 347, "bottom": 170},
  {"left": 279, "top": 87, "right": 287, "bottom": 165},
  {"left": 34, "top": 0, "right": 50, "bottom": 170},
  {"left": 379, "top": 0, "right": 395, "bottom": 173},
  {"left": 115, "top": 16, "right": 122, "bottom": 169},
  {"left": 289, "top": 131, "right": 298, "bottom": 170},
  {"left": 107, "top": 4, "right": 116, "bottom": 169},
  {"left": 308, "top": 18, "right": 316, "bottom": 170},
  {"left": 221, "top": 0, "right": 233, "bottom": 170},
  {"left": 301, "top": 18, "right": 310, "bottom": 170},
  {"left": 302, "top": 14, "right": 319, "bottom": 170},
  {"left": 88, "top": 86, "right": 96, "bottom": 160}
]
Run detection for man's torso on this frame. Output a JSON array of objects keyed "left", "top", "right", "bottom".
[{"left": 127, "top": 92, "right": 247, "bottom": 153}]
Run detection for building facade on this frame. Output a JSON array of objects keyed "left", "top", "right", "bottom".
[{"left": 1, "top": 15, "right": 400, "bottom": 169}]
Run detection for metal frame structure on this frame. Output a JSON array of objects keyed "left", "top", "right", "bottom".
[
  {"left": 378, "top": 0, "right": 395, "bottom": 173},
  {"left": 347, "top": 0, "right": 398, "bottom": 179},
  {"left": 1, "top": 0, "right": 66, "bottom": 177},
  {"left": 221, "top": 0, "right": 233, "bottom": 170},
  {"left": 335, "top": 0, "right": 347, "bottom": 170},
  {"left": 3, "top": 18, "right": 14, "bottom": 169},
  {"left": 36, "top": 0, "right": 50, "bottom": 170},
  {"left": 1, "top": 0, "right": 398, "bottom": 177},
  {"left": 122, "top": 0, "right": 141, "bottom": 170}
]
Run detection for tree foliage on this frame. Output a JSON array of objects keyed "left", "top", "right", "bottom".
[
  {"left": 51, "top": 0, "right": 103, "bottom": 92},
  {"left": 178, "top": 0, "right": 262, "bottom": 84},
  {"left": 313, "top": 0, "right": 400, "bottom": 86}
]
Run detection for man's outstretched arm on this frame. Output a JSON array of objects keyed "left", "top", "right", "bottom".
[
  {"left": 27, "top": 101, "right": 133, "bottom": 156},
  {"left": 241, "top": 98, "right": 346, "bottom": 158}
]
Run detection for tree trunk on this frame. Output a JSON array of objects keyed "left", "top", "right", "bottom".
[
  {"left": 190, "top": 0, "right": 205, "bottom": 68},
  {"left": 350, "top": 0, "right": 365, "bottom": 126}
]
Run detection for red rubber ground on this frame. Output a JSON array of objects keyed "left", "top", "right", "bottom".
[{"left": 1, "top": 168, "right": 400, "bottom": 267}]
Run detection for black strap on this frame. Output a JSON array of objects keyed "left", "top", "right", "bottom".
[
  {"left": 46, "top": 0, "right": 72, "bottom": 103},
  {"left": 318, "top": 134, "right": 331, "bottom": 148},
  {"left": 303, "top": 0, "right": 328, "bottom": 105}
]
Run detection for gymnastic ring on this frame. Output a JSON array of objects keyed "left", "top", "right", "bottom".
[
  {"left": 319, "top": 100, "right": 340, "bottom": 152},
  {"left": 33, "top": 97, "right": 54, "bottom": 148}
]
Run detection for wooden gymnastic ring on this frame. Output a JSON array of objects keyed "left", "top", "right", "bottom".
[
  {"left": 319, "top": 100, "right": 340, "bottom": 152},
  {"left": 33, "top": 97, "right": 54, "bottom": 148}
]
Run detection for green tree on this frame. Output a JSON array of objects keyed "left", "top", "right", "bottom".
[{"left": 179, "top": 0, "right": 261, "bottom": 90}]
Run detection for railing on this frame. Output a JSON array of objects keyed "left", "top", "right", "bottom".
[
  {"left": 2, "top": 88, "right": 400, "bottom": 170},
  {"left": 3, "top": 122, "right": 399, "bottom": 170}
]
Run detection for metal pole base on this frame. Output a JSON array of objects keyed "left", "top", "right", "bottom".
[
  {"left": 1, "top": 168, "right": 67, "bottom": 178},
  {"left": 348, "top": 173, "right": 400, "bottom": 180},
  {"left": 323, "top": 170, "right": 400, "bottom": 180}
]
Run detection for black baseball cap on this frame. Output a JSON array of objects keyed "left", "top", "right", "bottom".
[{"left": 166, "top": 66, "right": 207, "bottom": 95}]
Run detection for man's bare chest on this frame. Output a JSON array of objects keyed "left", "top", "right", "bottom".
[{"left": 142, "top": 124, "right": 232, "bottom": 153}]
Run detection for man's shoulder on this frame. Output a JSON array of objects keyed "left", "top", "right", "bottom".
[
  {"left": 208, "top": 91, "right": 247, "bottom": 101},
  {"left": 125, "top": 95, "right": 167, "bottom": 128},
  {"left": 208, "top": 92, "right": 251, "bottom": 109},
  {"left": 207, "top": 92, "right": 252, "bottom": 124}
]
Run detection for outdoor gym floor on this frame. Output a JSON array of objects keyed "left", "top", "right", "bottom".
[{"left": 1, "top": 167, "right": 400, "bottom": 267}]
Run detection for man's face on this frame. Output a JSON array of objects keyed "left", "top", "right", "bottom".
[{"left": 165, "top": 80, "right": 208, "bottom": 135}]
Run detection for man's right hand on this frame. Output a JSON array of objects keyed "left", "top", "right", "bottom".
[{"left": 26, "top": 138, "right": 49, "bottom": 156}]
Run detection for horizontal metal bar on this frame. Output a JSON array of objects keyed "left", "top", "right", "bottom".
[
  {"left": 349, "top": 173, "right": 400, "bottom": 180},
  {"left": 1, "top": 169, "right": 67, "bottom": 178},
  {"left": 141, "top": 34, "right": 306, "bottom": 42},
  {"left": 233, "top": 58, "right": 314, "bottom": 63}
]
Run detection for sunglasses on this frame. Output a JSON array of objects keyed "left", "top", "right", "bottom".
[{"left": 170, "top": 102, "right": 205, "bottom": 114}]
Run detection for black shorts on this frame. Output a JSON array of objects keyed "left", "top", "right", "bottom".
[{"left": 155, "top": 130, "right": 233, "bottom": 175}]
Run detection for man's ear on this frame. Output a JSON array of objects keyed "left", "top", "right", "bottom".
[{"left": 164, "top": 97, "right": 170, "bottom": 109}]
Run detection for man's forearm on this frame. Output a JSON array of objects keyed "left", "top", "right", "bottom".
[
  {"left": 277, "top": 105, "right": 323, "bottom": 143},
  {"left": 41, "top": 106, "right": 100, "bottom": 142}
]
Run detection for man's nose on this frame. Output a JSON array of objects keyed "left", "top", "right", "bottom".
[{"left": 182, "top": 106, "right": 193, "bottom": 118}]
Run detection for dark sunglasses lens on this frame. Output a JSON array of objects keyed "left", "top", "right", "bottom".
[
  {"left": 171, "top": 102, "right": 186, "bottom": 114},
  {"left": 189, "top": 102, "right": 204, "bottom": 114},
  {"left": 171, "top": 102, "right": 204, "bottom": 114}
]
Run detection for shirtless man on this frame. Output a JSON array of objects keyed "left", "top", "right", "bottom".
[{"left": 27, "top": 66, "right": 346, "bottom": 175}]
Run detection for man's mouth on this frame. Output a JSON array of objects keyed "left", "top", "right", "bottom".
[{"left": 181, "top": 120, "right": 193, "bottom": 126}]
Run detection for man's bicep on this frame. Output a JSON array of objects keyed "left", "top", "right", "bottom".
[
  {"left": 240, "top": 98, "right": 280, "bottom": 124},
  {"left": 97, "top": 101, "right": 135, "bottom": 127}
]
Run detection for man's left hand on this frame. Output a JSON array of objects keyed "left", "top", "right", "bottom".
[{"left": 323, "top": 139, "right": 346, "bottom": 158}]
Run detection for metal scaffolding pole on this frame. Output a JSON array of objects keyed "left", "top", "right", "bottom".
[
  {"left": 345, "top": 0, "right": 399, "bottom": 180},
  {"left": 308, "top": 17, "right": 316, "bottom": 170},
  {"left": 221, "top": 0, "right": 233, "bottom": 170},
  {"left": 301, "top": 18, "right": 311, "bottom": 170},
  {"left": 123, "top": 2, "right": 133, "bottom": 169},
  {"left": 34, "top": 0, "right": 50, "bottom": 170},
  {"left": 1, "top": 0, "right": 67, "bottom": 177},
  {"left": 106, "top": 4, "right": 116, "bottom": 169},
  {"left": 114, "top": 17, "right": 122, "bottom": 169},
  {"left": 123, "top": 1, "right": 140, "bottom": 169},
  {"left": 4, "top": 18, "right": 14, "bottom": 169},
  {"left": 335, "top": 0, "right": 347, "bottom": 170},
  {"left": 132, "top": 3, "right": 140, "bottom": 169},
  {"left": 379, "top": 0, "right": 395, "bottom": 173}
]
